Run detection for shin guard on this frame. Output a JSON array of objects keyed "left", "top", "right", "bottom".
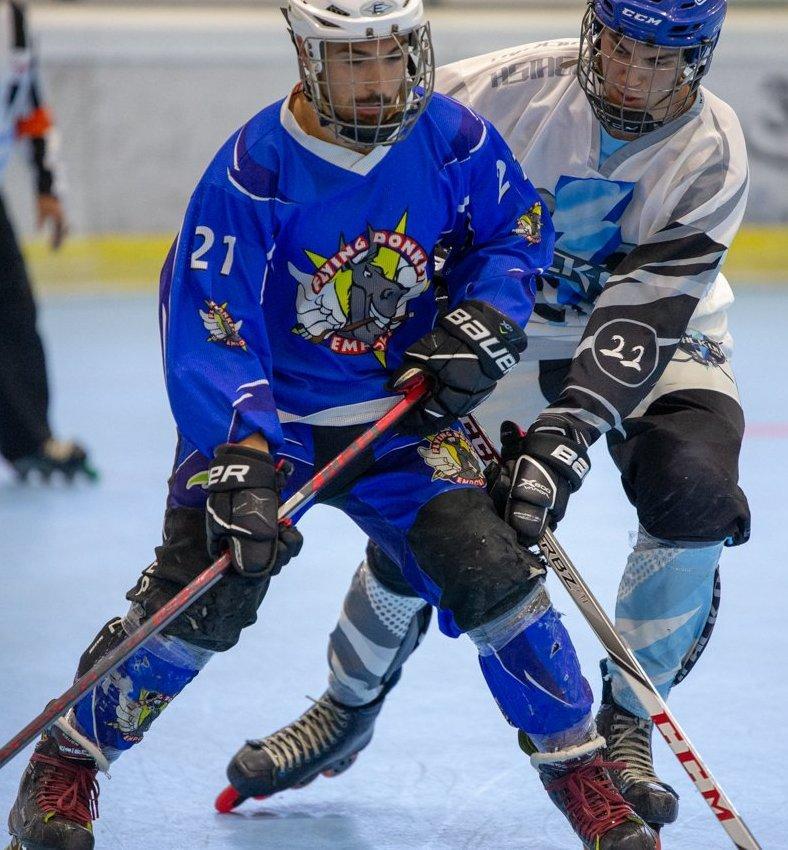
[
  {"left": 609, "top": 527, "right": 723, "bottom": 717},
  {"left": 328, "top": 559, "right": 430, "bottom": 707},
  {"left": 469, "top": 583, "right": 593, "bottom": 743},
  {"left": 67, "top": 609, "right": 213, "bottom": 764}
]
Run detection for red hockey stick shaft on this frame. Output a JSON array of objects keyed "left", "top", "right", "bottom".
[
  {"left": 0, "top": 375, "right": 430, "bottom": 771},
  {"left": 460, "top": 413, "right": 762, "bottom": 850}
]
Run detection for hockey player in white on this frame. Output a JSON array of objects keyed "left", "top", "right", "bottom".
[{"left": 224, "top": 0, "right": 751, "bottom": 839}]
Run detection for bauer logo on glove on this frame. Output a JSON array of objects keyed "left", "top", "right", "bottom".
[
  {"left": 550, "top": 444, "right": 590, "bottom": 481},
  {"left": 391, "top": 300, "right": 527, "bottom": 434},
  {"left": 206, "top": 463, "right": 251, "bottom": 487},
  {"left": 443, "top": 306, "right": 521, "bottom": 375}
]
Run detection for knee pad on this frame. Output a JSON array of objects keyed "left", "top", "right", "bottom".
[
  {"left": 407, "top": 488, "right": 545, "bottom": 632},
  {"left": 615, "top": 398, "right": 750, "bottom": 545},
  {"left": 125, "top": 507, "right": 270, "bottom": 652},
  {"left": 469, "top": 583, "right": 593, "bottom": 738},
  {"left": 77, "top": 616, "right": 128, "bottom": 679},
  {"left": 328, "top": 558, "right": 431, "bottom": 706},
  {"left": 366, "top": 539, "right": 421, "bottom": 598}
]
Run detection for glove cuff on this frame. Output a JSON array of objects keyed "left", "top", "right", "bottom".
[
  {"left": 439, "top": 300, "right": 527, "bottom": 380},
  {"left": 532, "top": 413, "right": 593, "bottom": 447},
  {"left": 207, "top": 444, "right": 277, "bottom": 492}
]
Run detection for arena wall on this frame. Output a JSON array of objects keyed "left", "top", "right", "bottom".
[{"left": 4, "top": 5, "right": 786, "bottom": 286}]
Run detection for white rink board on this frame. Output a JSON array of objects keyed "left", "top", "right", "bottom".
[{"left": 2, "top": 7, "right": 786, "bottom": 234}]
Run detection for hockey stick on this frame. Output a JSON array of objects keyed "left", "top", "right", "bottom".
[
  {"left": 0, "top": 374, "right": 430, "bottom": 772},
  {"left": 459, "top": 413, "right": 762, "bottom": 850}
]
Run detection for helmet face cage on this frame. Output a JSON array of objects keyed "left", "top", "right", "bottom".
[
  {"left": 294, "top": 23, "right": 434, "bottom": 150},
  {"left": 577, "top": 3, "right": 717, "bottom": 138}
]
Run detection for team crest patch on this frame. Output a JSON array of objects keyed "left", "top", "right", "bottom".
[
  {"left": 289, "top": 211, "right": 430, "bottom": 367},
  {"left": 200, "top": 300, "right": 247, "bottom": 351},
  {"left": 678, "top": 331, "right": 726, "bottom": 366},
  {"left": 514, "top": 202, "right": 542, "bottom": 244},
  {"left": 418, "top": 429, "right": 486, "bottom": 487}
]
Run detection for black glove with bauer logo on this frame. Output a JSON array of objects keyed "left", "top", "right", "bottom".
[
  {"left": 487, "top": 414, "right": 591, "bottom": 548},
  {"left": 205, "top": 444, "right": 303, "bottom": 577},
  {"left": 391, "top": 299, "right": 527, "bottom": 434}
]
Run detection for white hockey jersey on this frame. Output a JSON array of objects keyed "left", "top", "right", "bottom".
[{"left": 437, "top": 39, "right": 749, "bottom": 439}]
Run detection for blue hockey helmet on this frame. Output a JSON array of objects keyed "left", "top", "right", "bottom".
[
  {"left": 595, "top": 0, "right": 727, "bottom": 48},
  {"left": 578, "top": 0, "right": 727, "bottom": 137}
]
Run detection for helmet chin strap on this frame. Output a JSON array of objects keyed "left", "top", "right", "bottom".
[
  {"left": 342, "top": 124, "right": 398, "bottom": 147},
  {"left": 604, "top": 104, "right": 659, "bottom": 136},
  {"left": 318, "top": 97, "right": 423, "bottom": 150},
  {"left": 602, "top": 85, "right": 696, "bottom": 136},
  {"left": 315, "top": 112, "right": 399, "bottom": 149}
]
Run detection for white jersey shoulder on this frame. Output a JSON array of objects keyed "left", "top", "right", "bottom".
[
  {"left": 662, "top": 88, "right": 748, "bottom": 236},
  {"left": 438, "top": 40, "right": 747, "bottom": 247},
  {"left": 437, "top": 39, "right": 579, "bottom": 144}
]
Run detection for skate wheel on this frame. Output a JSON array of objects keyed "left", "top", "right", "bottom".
[
  {"left": 215, "top": 785, "right": 245, "bottom": 813},
  {"left": 322, "top": 752, "right": 358, "bottom": 778}
]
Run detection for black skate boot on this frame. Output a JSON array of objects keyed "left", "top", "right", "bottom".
[
  {"left": 6, "top": 733, "right": 99, "bottom": 850},
  {"left": 596, "top": 663, "right": 679, "bottom": 829},
  {"left": 525, "top": 733, "right": 660, "bottom": 850},
  {"left": 216, "top": 685, "right": 390, "bottom": 813},
  {"left": 12, "top": 440, "right": 98, "bottom": 483}
]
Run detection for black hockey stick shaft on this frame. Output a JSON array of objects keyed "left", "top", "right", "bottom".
[
  {"left": 459, "top": 413, "right": 762, "bottom": 850},
  {"left": 0, "top": 374, "right": 430, "bottom": 771}
]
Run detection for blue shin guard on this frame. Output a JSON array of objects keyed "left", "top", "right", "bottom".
[
  {"left": 67, "top": 612, "right": 213, "bottom": 764},
  {"left": 608, "top": 528, "right": 723, "bottom": 718},
  {"left": 470, "top": 583, "right": 593, "bottom": 746}
]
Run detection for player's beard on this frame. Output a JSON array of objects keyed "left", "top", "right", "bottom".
[{"left": 333, "top": 94, "right": 408, "bottom": 145}]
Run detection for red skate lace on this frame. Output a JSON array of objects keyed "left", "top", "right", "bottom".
[
  {"left": 545, "top": 756, "right": 635, "bottom": 840},
  {"left": 31, "top": 752, "right": 100, "bottom": 825}
]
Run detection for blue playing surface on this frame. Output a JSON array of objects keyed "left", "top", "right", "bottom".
[{"left": 0, "top": 288, "right": 784, "bottom": 849}]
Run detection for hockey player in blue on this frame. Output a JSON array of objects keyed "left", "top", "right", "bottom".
[
  {"left": 242, "top": 0, "right": 750, "bottom": 841},
  {"left": 5, "top": 2, "right": 657, "bottom": 849}
]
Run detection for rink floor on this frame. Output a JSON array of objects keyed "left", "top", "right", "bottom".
[{"left": 0, "top": 287, "right": 785, "bottom": 849}]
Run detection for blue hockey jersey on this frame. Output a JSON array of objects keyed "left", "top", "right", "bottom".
[{"left": 160, "top": 90, "right": 553, "bottom": 457}]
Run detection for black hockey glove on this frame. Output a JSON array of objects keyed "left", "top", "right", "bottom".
[
  {"left": 486, "top": 414, "right": 591, "bottom": 548},
  {"left": 391, "top": 300, "right": 527, "bottom": 435},
  {"left": 205, "top": 445, "right": 303, "bottom": 578}
]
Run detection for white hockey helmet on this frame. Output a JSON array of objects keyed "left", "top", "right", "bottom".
[{"left": 283, "top": 0, "right": 435, "bottom": 149}]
